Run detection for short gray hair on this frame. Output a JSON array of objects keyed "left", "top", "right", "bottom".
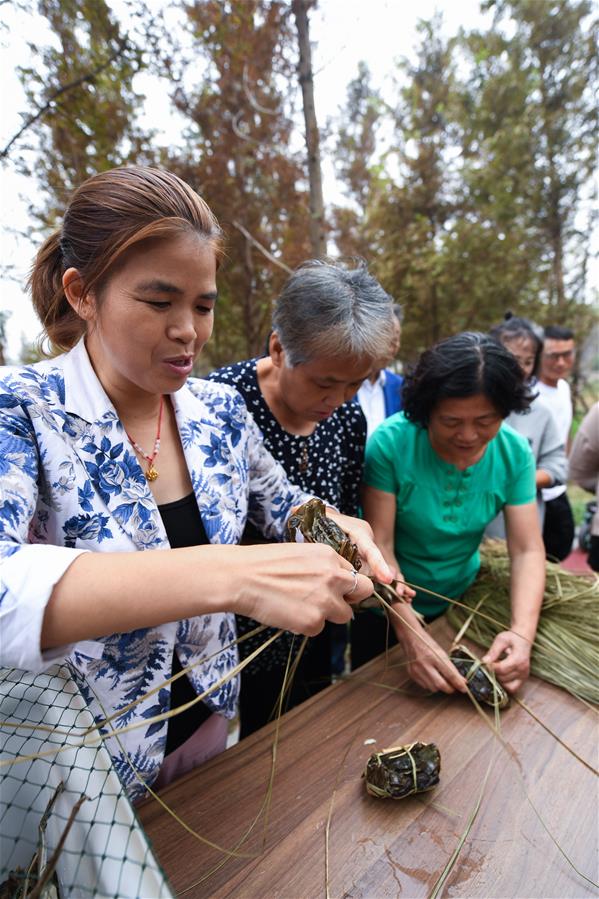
[{"left": 272, "top": 260, "right": 398, "bottom": 366}]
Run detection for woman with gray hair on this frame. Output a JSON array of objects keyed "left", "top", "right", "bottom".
[{"left": 208, "top": 260, "right": 397, "bottom": 736}]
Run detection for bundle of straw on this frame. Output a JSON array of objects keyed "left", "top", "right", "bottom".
[{"left": 447, "top": 539, "right": 599, "bottom": 704}]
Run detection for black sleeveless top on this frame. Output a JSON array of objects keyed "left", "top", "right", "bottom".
[
  {"left": 157, "top": 492, "right": 213, "bottom": 756},
  {"left": 206, "top": 358, "right": 367, "bottom": 672}
]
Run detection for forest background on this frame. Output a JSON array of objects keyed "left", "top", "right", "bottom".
[{"left": 0, "top": 0, "right": 597, "bottom": 404}]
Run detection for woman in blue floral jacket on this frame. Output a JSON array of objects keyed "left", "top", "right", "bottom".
[{"left": 0, "top": 167, "right": 390, "bottom": 801}]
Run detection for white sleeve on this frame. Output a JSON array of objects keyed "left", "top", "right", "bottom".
[
  {"left": 536, "top": 411, "right": 567, "bottom": 487},
  {"left": 0, "top": 389, "right": 87, "bottom": 671},
  {"left": 1, "top": 544, "right": 88, "bottom": 671}
]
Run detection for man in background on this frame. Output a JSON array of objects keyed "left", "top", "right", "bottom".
[
  {"left": 357, "top": 304, "right": 403, "bottom": 440},
  {"left": 537, "top": 325, "right": 576, "bottom": 560}
]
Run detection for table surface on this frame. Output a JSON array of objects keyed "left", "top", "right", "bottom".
[{"left": 138, "top": 620, "right": 598, "bottom": 899}]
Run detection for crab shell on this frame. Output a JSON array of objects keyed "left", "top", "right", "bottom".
[
  {"left": 364, "top": 741, "right": 441, "bottom": 799},
  {"left": 287, "top": 499, "right": 362, "bottom": 570},
  {"left": 450, "top": 644, "right": 510, "bottom": 709}
]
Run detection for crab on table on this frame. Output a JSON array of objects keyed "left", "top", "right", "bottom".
[
  {"left": 449, "top": 644, "right": 510, "bottom": 709},
  {"left": 364, "top": 741, "right": 441, "bottom": 799}
]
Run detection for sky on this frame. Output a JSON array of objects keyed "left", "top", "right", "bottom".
[{"left": 0, "top": 0, "right": 491, "bottom": 362}]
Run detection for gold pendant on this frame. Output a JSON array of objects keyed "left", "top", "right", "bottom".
[{"left": 146, "top": 466, "right": 159, "bottom": 482}]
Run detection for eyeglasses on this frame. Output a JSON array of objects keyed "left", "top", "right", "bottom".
[{"left": 543, "top": 350, "right": 575, "bottom": 362}]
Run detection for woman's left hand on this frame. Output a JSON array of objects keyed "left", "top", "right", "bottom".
[
  {"left": 482, "top": 630, "right": 532, "bottom": 694},
  {"left": 327, "top": 511, "right": 394, "bottom": 585},
  {"left": 496, "top": 502, "right": 544, "bottom": 694}
]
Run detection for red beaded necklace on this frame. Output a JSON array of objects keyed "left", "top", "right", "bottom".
[{"left": 126, "top": 396, "right": 164, "bottom": 482}]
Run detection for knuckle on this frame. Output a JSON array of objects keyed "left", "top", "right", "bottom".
[
  {"left": 359, "top": 520, "right": 374, "bottom": 539},
  {"left": 333, "top": 605, "right": 352, "bottom": 625},
  {"left": 309, "top": 543, "right": 333, "bottom": 562},
  {"left": 320, "top": 543, "right": 339, "bottom": 560},
  {"left": 304, "top": 607, "right": 323, "bottom": 635}
]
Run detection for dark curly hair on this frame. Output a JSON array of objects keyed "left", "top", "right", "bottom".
[{"left": 402, "top": 332, "right": 533, "bottom": 427}]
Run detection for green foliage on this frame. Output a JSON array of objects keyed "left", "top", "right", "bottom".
[
  {"left": 19, "top": 336, "right": 44, "bottom": 364},
  {"left": 16, "top": 0, "right": 153, "bottom": 230},
  {"left": 331, "top": 62, "right": 383, "bottom": 259},
  {"left": 364, "top": 16, "right": 463, "bottom": 354},
  {"left": 461, "top": 0, "right": 598, "bottom": 318},
  {"left": 165, "top": 0, "right": 311, "bottom": 365},
  {"left": 9, "top": 0, "right": 597, "bottom": 366},
  {"left": 332, "top": 4, "right": 597, "bottom": 361},
  {"left": 567, "top": 484, "right": 589, "bottom": 528}
]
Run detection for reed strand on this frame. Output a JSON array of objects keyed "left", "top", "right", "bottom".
[{"left": 447, "top": 540, "right": 599, "bottom": 704}]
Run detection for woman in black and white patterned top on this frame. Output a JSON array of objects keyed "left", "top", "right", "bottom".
[
  {"left": 210, "top": 357, "right": 366, "bottom": 521},
  {"left": 208, "top": 261, "right": 398, "bottom": 736}
]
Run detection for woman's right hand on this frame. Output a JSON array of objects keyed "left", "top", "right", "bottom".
[
  {"left": 389, "top": 604, "right": 468, "bottom": 694},
  {"left": 42, "top": 542, "right": 370, "bottom": 651},
  {"left": 234, "top": 542, "right": 372, "bottom": 636}
]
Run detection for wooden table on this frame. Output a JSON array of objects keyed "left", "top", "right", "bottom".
[{"left": 139, "top": 621, "right": 598, "bottom": 898}]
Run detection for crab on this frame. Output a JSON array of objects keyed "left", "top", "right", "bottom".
[
  {"left": 286, "top": 499, "right": 410, "bottom": 610},
  {"left": 287, "top": 499, "right": 362, "bottom": 571},
  {"left": 449, "top": 643, "right": 510, "bottom": 709},
  {"left": 364, "top": 741, "right": 441, "bottom": 799}
]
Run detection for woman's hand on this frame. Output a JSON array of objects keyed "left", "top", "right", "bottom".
[
  {"left": 502, "top": 501, "right": 545, "bottom": 693},
  {"left": 403, "top": 629, "right": 469, "bottom": 694},
  {"left": 326, "top": 510, "right": 395, "bottom": 585},
  {"left": 235, "top": 542, "right": 373, "bottom": 637},
  {"left": 387, "top": 567, "right": 417, "bottom": 603},
  {"left": 482, "top": 630, "right": 532, "bottom": 693},
  {"left": 358, "top": 486, "right": 415, "bottom": 602},
  {"left": 389, "top": 603, "right": 468, "bottom": 694},
  {"left": 43, "top": 542, "right": 373, "bottom": 650}
]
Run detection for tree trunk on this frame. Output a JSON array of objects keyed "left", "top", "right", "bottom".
[
  {"left": 292, "top": 0, "right": 327, "bottom": 258},
  {"left": 548, "top": 197, "right": 565, "bottom": 308}
]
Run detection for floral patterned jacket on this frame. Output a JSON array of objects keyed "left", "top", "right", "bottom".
[{"left": 0, "top": 339, "right": 311, "bottom": 799}]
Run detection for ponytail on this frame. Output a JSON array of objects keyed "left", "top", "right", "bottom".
[{"left": 28, "top": 231, "right": 85, "bottom": 354}]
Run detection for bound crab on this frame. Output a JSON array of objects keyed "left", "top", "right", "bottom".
[
  {"left": 449, "top": 644, "right": 509, "bottom": 709},
  {"left": 364, "top": 741, "right": 441, "bottom": 799},
  {"left": 287, "top": 498, "right": 362, "bottom": 569},
  {"left": 286, "top": 499, "right": 404, "bottom": 609}
]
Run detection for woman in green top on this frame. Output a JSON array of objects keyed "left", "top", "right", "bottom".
[{"left": 361, "top": 332, "right": 545, "bottom": 696}]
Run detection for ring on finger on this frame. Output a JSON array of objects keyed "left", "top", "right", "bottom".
[{"left": 346, "top": 568, "right": 359, "bottom": 596}]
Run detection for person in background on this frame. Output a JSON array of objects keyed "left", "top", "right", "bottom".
[
  {"left": 208, "top": 261, "right": 398, "bottom": 735},
  {"left": 537, "top": 325, "right": 576, "bottom": 560},
  {"left": 357, "top": 304, "right": 404, "bottom": 440},
  {"left": 486, "top": 314, "right": 567, "bottom": 538},
  {"left": 568, "top": 402, "right": 599, "bottom": 572},
  {"left": 359, "top": 332, "right": 545, "bottom": 696},
  {"left": 0, "top": 167, "right": 388, "bottom": 801}
]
